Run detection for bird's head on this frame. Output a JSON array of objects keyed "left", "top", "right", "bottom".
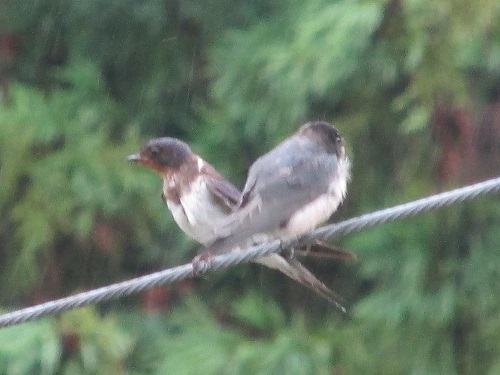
[
  {"left": 298, "top": 121, "right": 346, "bottom": 159},
  {"left": 127, "top": 137, "right": 193, "bottom": 176}
]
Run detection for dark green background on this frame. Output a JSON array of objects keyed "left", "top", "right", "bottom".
[{"left": 0, "top": 0, "right": 499, "bottom": 374}]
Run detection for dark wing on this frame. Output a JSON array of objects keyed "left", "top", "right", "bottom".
[
  {"left": 205, "top": 175, "right": 241, "bottom": 212},
  {"left": 200, "top": 162, "right": 241, "bottom": 212},
  {"left": 205, "top": 150, "right": 339, "bottom": 253}
]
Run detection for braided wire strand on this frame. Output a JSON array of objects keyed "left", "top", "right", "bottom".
[
  {"left": 0, "top": 176, "right": 499, "bottom": 328},
  {"left": 310, "top": 176, "right": 500, "bottom": 241}
]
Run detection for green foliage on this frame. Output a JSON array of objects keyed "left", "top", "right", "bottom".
[
  {"left": 127, "top": 296, "right": 341, "bottom": 375},
  {"left": 153, "top": 298, "right": 240, "bottom": 375},
  {"left": 1, "top": 0, "right": 500, "bottom": 374},
  {"left": 0, "top": 318, "right": 59, "bottom": 375},
  {"left": 0, "top": 308, "right": 132, "bottom": 375},
  {"left": 0, "top": 63, "right": 179, "bottom": 296},
  {"left": 205, "top": 1, "right": 384, "bottom": 155},
  {"left": 59, "top": 308, "right": 133, "bottom": 375},
  {"left": 231, "top": 291, "right": 287, "bottom": 331},
  {"left": 2, "top": 0, "right": 273, "bottom": 135},
  {"left": 336, "top": 199, "right": 500, "bottom": 375}
]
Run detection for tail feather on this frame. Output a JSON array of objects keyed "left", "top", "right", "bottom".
[
  {"left": 254, "top": 254, "right": 345, "bottom": 312},
  {"left": 294, "top": 240, "right": 356, "bottom": 260}
]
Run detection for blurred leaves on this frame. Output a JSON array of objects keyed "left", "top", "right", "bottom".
[
  {"left": 59, "top": 308, "right": 133, "bottom": 374},
  {"left": 144, "top": 296, "right": 338, "bottom": 375},
  {"left": 206, "top": 1, "right": 384, "bottom": 152},
  {"left": 0, "top": 318, "right": 59, "bottom": 375},
  {"left": 0, "top": 0, "right": 499, "bottom": 374},
  {"left": 0, "top": 308, "right": 132, "bottom": 375},
  {"left": 0, "top": 63, "right": 177, "bottom": 296}
]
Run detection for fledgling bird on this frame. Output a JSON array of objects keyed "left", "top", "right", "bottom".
[
  {"left": 128, "top": 134, "right": 350, "bottom": 310},
  {"left": 204, "top": 121, "right": 351, "bottom": 309}
]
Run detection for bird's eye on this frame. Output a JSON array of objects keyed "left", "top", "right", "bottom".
[
  {"left": 335, "top": 136, "right": 342, "bottom": 144},
  {"left": 150, "top": 146, "right": 159, "bottom": 156}
]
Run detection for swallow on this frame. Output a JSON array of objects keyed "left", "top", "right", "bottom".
[
  {"left": 127, "top": 137, "right": 240, "bottom": 245},
  {"left": 204, "top": 121, "right": 351, "bottom": 309},
  {"left": 128, "top": 135, "right": 351, "bottom": 310}
]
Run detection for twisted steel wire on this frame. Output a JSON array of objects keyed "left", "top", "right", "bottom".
[{"left": 0, "top": 176, "right": 499, "bottom": 328}]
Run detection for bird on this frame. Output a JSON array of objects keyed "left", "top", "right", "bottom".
[
  {"left": 127, "top": 137, "right": 241, "bottom": 245},
  {"left": 128, "top": 133, "right": 350, "bottom": 310},
  {"left": 203, "top": 121, "right": 351, "bottom": 309}
]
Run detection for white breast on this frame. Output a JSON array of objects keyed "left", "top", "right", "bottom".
[
  {"left": 282, "top": 155, "right": 350, "bottom": 237},
  {"left": 164, "top": 176, "right": 228, "bottom": 246}
]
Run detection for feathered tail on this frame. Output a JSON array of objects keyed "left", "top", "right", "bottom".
[{"left": 254, "top": 254, "right": 345, "bottom": 312}]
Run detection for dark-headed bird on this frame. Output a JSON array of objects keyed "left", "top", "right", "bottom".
[
  {"left": 203, "top": 121, "right": 351, "bottom": 310},
  {"left": 128, "top": 126, "right": 350, "bottom": 310}
]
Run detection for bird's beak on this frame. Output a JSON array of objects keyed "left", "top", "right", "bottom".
[{"left": 127, "top": 153, "right": 142, "bottom": 162}]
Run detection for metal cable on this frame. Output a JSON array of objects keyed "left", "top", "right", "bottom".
[
  {"left": 1, "top": 176, "right": 499, "bottom": 328},
  {"left": 307, "top": 176, "right": 500, "bottom": 241}
]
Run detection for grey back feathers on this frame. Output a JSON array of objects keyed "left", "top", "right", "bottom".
[{"left": 206, "top": 121, "right": 350, "bottom": 254}]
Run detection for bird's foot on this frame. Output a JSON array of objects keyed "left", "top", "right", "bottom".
[
  {"left": 278, "top": 240, "right": 296, "bottom": 260},
  {"left": 191, "top": 252, "right": 213, "bottom": 276}
]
